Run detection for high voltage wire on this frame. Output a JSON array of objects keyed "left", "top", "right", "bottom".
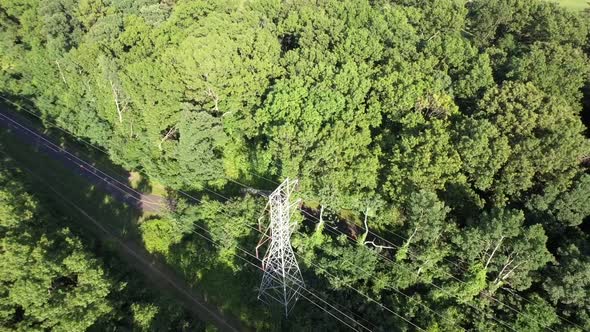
[
  {"left": 187, "top": 221, "right": 374, "bottom": 332},
  {"left": 293, "top": 207, "right": 562, "bottom": 332},
  {"left": 188, "top": 172, "right": 555, "bottom": 331},
  {"left": 0, "top": 151, "right": 371, "bottom": 332},
  {"left": 311, "top": 212, "right": 556, "bottom": 332},
  {"left": 167, "top": 129, "right": 575, "bottom": 330},
  {"left": 0, "top": 96, "right": 535, "bottom": 331},
  {"left": 0, "top": 96, "right": 511, "bottom": 330},
  {"left": 159, "top": 191, "right": 385, "bottom": 331},
  {"left": 185, "top": 192, "right": 430, "bottom": 330},
  {"left": 357, "top": 221, "right": 584, "bottom": 331},
  {"left": 0, "top": 95, "right": 579, "bottom": 331},
  {"left": 167, "top": 159, "right": 518, "bottom": 331},
  {"left": 202, "top": 178, "right": 516, "bottom": 332},
  {"left": 0, "top": 111, "right": 164, "bottom": 210},
  {"left": 172, "top": 179, "right": 441, "bottom": 330},
  {"left": 0, "top": 129, "right": 375, "bottom": 331},
  {"left": 0, "top": 117, "right": 418, "bottom": 331},
  {"left": 201, "top": 153, "right": 570, "bottom": 331},
  {"left": 0, "top": 151, "right": 241, "bottom": 332},
  {"left": 299, "top": 208, "right": 522, "bottom": 331}
]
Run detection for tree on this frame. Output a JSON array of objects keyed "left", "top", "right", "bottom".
[
  {"left": 543, "top": 241, "right": 590, "bottom": 310},
  {"left": 2, "top": 0, "right": 590, "bottom": 329},
  {"left": 507, "top": 42, "right": 590, "bottom": 108},
  {"left": 139, "top": 217, "right": 183, "bottom": 256},
  {"left": 393, "top": 190, "right": 456, "bottom": 288},
  {"left": 453, "top": 208, "right": 553, "bottom": 292},
  {"left": 0, "top": 169, "right": 113, "bottom": 331},
  {"left": 455, "top": 117, "right": 510, "bottom": 192},
  {"left": 156, "top": 110, "right": 228, "bottom": 189},
  {"left": 527, "top": 173, "right": 590, "bottom": 228},
  {"left": 513, "top": 295, "right": 559, "bottom": 332},
  {"left": 382, "top": 110, "right": 463, "bottom": 204},
  {"left": 471, "top": 82, "right": 588, "bottom": 204},
  {"left": 131, "top": 303, "right": 159, "bottom": 331},
  {"left": 467, "top": 0, "right": 589, "bottom": 48},
  {"left": 192, "top": 195, "right": 262, "bottom": 270}
]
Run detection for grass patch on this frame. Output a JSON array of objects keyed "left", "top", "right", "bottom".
[
  {"left": 150, "top": 181, "right": 168, "bottom": 196},
  {"left": 555, "top": 0, "right": 589, "bottom": 11},
  {"left": 128, "top": 170, "right": 166, "bottom": 195},
  {"left": 128, "top": 171, "right": 143, "bottom": 190}
]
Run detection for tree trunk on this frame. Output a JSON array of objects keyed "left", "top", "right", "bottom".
[{"left": 110, "top": 80, "right": 123, "bottom": 124}]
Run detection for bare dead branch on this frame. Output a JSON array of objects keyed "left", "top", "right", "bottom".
[
  {"left": 365, "top": 240, "right": 395, "bottom": 251},
  {"left": 206, "top": 87, "right": 220, "bottom": 112},
  {"left": 55, "top": 60, "right": 68, "bottom": 86},
  {"left": 110, "top": 79, "right": 123, "bottom": 124},
  {"left": 485, "top": 236, "right": 504, "bottom": 269},
  {"left": 501, "top": 261, "right": 524, "bottom": 282},
  {"left": 158, "top": 127, "right": 177, "bottom": 150}
]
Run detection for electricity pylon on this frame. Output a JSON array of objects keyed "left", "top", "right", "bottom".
[{"left": 256, "top": 178, "right": 305, "bottom": 316}]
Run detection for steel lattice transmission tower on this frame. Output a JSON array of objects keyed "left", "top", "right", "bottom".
[{"left": 256, "top": 178, "right": 305, "bottom": 316}]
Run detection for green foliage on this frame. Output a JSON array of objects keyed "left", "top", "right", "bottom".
[
  {"left": 468, "top": 0, "right": 589, "bottom": 48},
  {"left": 2, "top": 0, "right": 590, "bottom": 329},
  {"left": 543, "top": 241, "right": 590, "bottom": 309},
  {"left": 550, "top": 175, "right": 590, "bottom": 227},
  {"left": 440, "top": 263, "right": 487, "bottom": 303},
  {"left": 455, "top": 117, "right": 510, "bottom": 191},
  {"left": 139, "top": 217, "right": 183, "bottom": 256},
  {"left": 507, "top": 42, "right": 590, "bottom": 107},
  {"left": 131, "top": 303, "right": 159, "bottom": 331},
  {"left": 320, "top": 238, "right": 379, "bottom": 290},
  {"left": 395, "top": 190, "right": 454, "bottom": 280},
  {"left": 471, "top": 82, "right": 588, "bottom": 204},
  {"left": 514, "top": 295, "right": 559, "bottom": 331},
  {"left": 383, "top": 112, "right": 463, "bottom": 203},
  {"left": 192, "top": 196, "right": 261, "bottom": 269},
  {"left": 0, "top": 169, "right": 113, "bottom": 331},
  {"left": 454, "top": 209, "right": 553, "bottom": 291},
  {"left": 0, "top": 152, "right": 207, "bottom": 332}
]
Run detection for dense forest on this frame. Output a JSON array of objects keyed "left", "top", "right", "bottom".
[{"left": 1, "top": 0, "right": 589, "bottom": 331}]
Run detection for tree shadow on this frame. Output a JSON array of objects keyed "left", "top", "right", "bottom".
[
  {"left": 0, "top": 132, "right": 140, "bottom": 239},
  {"left": 134, "top": 174, "right": 153, "bottom": 193},
  {"left": 165, "top": 224, "right": 272, "bottom": 330}
]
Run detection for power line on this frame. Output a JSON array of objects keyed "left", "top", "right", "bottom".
[
  {"left": 156, "top": 183, "right": 389, "bottom": 330},
  {"left": 0, "top": 95, "right": 572, "bottom": 331},
  {"left": 229, "top": 171, "right": 570, "bottom": 331},
  {"left": 0, "top": 151, "right": 240, "bottom": 332},
  {"left": 297, "top": 208, "right": 551, "bottom": 332},
  {"left": 0, "top": 100, "right": 466, "bottom": 330},
  {"left": 158, "top": 179, "right": 428, "bottom": 330},
  {"left": 0, "top": 110, "right": 163, "bottom": 210},
  {"left": 0, "top": 150, "right": 371, "bottom": 332},
  {"left": 204, "top": 171, "right": 515, "bottom": 331},
  {"left": 182, "top": 170, "right": 508, "bottom": 330},
  {"left": 203, "top": 155, "right": 573, "bottom": 330},
  {"left": 256, "top": 178, "right": 305, "bottom": 316},
  {"left": 189, "top": 221, "right": 373, "bottom": 332},
  {"left": 0, "top": 96, "right": 111, "bottom": 155},
  {"left": 369, "top": 227, "right": 584, "bottom": 331}
]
